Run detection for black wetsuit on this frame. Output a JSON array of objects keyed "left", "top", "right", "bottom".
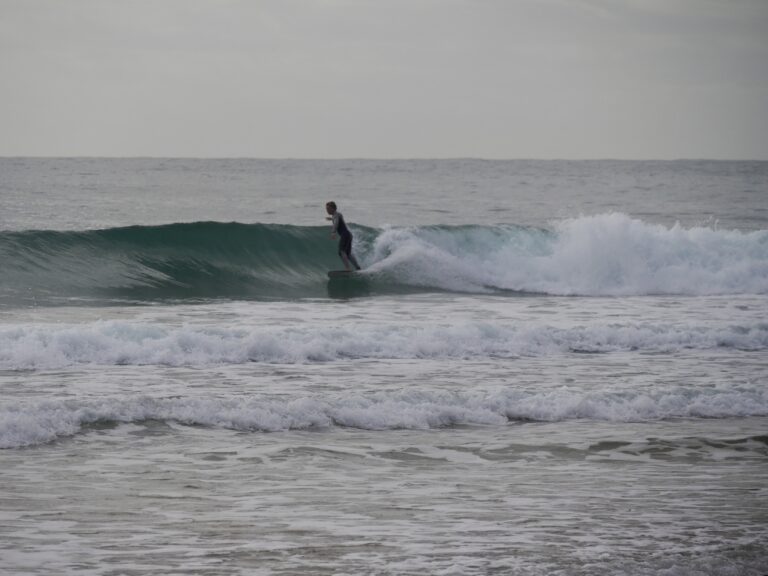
[
  {"left": 333, "top": 212, "right": 352, "bottom": 255},
  {"left": 332, "top": 212, "right": 360, "bottom": 270}
]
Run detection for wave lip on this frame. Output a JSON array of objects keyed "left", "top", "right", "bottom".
[
  {"left": 3, "top": 387, "right": 767, "bottom": 449},
  {"left": 1, "top": 215, "right": 767, "bottom": 303}
]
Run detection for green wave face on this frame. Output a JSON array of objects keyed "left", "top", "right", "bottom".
[{"left": 0, "top": 222, "right": 367, "bottom": 305}]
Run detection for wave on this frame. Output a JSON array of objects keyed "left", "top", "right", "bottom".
[
  {"left": 1, "top": 319, "right": 766, "bottom": 370},
  {"left": 1, "top": 214, "right": 767, "bottom": 304},
  {"left": 3, "top": 386, "right": 767, "bottom": 448},
  {"left": 0, "top": 221, "right": 342, "bottom": 304}
]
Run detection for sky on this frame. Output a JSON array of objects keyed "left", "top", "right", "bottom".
[{"left": 1, "top": 0, "right": 767, "bottom": 159}]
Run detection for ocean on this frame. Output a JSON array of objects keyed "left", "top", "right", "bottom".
[{"left": 1, "top": 158, "right": 766, "bottom": 575}]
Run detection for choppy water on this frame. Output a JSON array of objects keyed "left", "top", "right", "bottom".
[{"left": 1, "top": 159, "right": 767, "bottom": 575}]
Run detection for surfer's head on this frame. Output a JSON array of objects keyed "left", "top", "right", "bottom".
[{"left": 325, "top": 201, "right": 337, "bottom": 215}]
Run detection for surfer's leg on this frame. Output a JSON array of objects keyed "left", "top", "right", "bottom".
[
  {"left": 341, "top": 233, "right": 361, "bottom": 270},
  {"left": 338, "top": 236, "right": 352, "bottom": 270}
]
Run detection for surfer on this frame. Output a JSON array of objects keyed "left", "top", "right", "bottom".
[{"left": 326, "top": 201, "right": 361, "bottom": 271}]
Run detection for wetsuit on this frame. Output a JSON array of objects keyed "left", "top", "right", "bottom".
[{"left": 331, "top": 212, "right": 361, "bottom": 270}]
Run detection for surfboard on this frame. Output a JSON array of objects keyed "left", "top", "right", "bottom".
[{"left": 327, "top": 270, "right": 359, "bottom": 278}]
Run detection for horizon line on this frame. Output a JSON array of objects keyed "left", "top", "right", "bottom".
[{"left": 2, "top": 155, "right": 766, "bottom": 162}]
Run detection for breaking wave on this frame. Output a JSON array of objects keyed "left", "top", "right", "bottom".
[
  {"left": 1, "top": 214, "right": 766, "bottom": 305},
  {"left": 3, "top": 386, "right": 767, "bottom": 449},
  {"left": 1, "top": 319, "right": 766, "bottom": 370}
]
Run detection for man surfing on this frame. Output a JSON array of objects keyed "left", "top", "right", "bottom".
[{"left": 326, "top": 201, "right": 361, "bottom": 271}]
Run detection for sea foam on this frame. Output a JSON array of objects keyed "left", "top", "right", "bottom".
[
  {"left": 3, "top": 386, "right": 767, "bottom": 448},
  {"left": 368, "top": 213, "right": 768, "bottom": 296},
  {"left": 1, "top": 319, "right": 766, "bottom": 370}
]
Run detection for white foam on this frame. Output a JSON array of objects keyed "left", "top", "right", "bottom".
[
  {"left": 366, "top": 214, "right": 768, "bottom": 295},
  {"left": 0, "top": 319, "right": 765, "bottom": 370},
  {"left": 3, "top": 386, "right": 767, "bottom": 448}
]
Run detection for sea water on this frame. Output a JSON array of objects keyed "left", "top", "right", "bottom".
[{"left": 1, "top": 159, "right": 766, "bottom": 575}]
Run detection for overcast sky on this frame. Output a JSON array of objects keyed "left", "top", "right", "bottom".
[{"left": 1, "top": 0, "right": 767, "bottom": 159}]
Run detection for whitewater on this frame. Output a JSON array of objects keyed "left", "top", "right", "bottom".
[{"left": 1, "top": 158, "right": 767, "bottom": 576}]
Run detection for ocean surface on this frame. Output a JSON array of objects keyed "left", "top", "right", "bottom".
[{"left": 1, "top": 158, "right": 767, "bottom": 576}]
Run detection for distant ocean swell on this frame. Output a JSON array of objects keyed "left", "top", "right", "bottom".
[
  {"left": 3, "top": 387, "right": 767, "bottom": 449},
  {"left": 1, "top": 213, "right": 767, "bottom": 303}
]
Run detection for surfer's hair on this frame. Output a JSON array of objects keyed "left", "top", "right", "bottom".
[{"left": 326, "top": 201, "right": 337, "bottom": 210}]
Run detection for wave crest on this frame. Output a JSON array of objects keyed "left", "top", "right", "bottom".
[{"left": 1, "top": 214, "right": 766, "bottom": 304}]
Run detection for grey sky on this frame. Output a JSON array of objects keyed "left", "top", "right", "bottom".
[{"left": 1, "top": 0, "right": 767, "bottom": 159}]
